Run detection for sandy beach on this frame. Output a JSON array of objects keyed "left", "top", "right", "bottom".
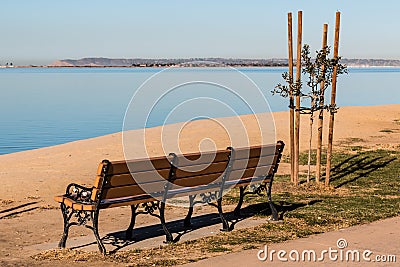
[{"left": 0, "top": 104, "right": 399, "bottom": 265}]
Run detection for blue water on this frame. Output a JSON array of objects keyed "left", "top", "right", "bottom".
[{"left": 0, "top": 67, "right": 399, "bottom": 155}]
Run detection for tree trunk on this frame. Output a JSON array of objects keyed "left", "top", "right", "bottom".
[
  {"left": 294, "top": 11, "right": 303, "bottom": 186},
  {"left": 307, "top": 102, "right": 315, "bottom": 183},
  {"left": 287, "top": 12, "right": 295, "bottom": 183},
  {"left": 326, "top": 12, "right": 341, "bottom": 186},
  {"left": 316, "top": 24, "right": 328, "bottom": 184}
]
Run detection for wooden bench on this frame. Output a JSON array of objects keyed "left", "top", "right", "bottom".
[{"left": 54, "top": 141, "right": 284, "bottom": 254}]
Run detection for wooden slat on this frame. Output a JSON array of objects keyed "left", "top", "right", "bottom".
[
  {"left": 102, "top": 184, "right": 147, "bottom": 199},
  {"left": 175, "top": 160, "right": 228, "bottom": 178},
  {"left": 108, "top": 156, "right": 171, "bottom": 175},
  {"left": 92, "top": 162, "right": 107, "bottom": 201},
  {"left": 231, "top": 155, "right": 278, "bottom": 171},
  {"left": 99, "top": 195, "right": 157, "bottom": 209},
  {"left": 96, "top": 162, "right": 104, "bottom": 175},
  {"left": 91, "top": 189, "right": 99, "bottom": 201},
  {"left": 54, "top": 195, "right": 64, "bottom": 203},
  {"left": 229, "top": 179, "right": 270, "bottom": 189},
  {"left": 229, "top": 175, "right": 271, "bottom": 186},
  {"left": 107, "top": 150, "right": 230, "bottom": 176},
  {"left": 172, "top": 172, "right": 224, "bottom": 187},
  {"left": 92, "top": 175, "right": 103, "bottom": 189},
  {"left": 167, "top": 176, "right": 273, "bottom": 200},
  {"left": 104, "top": 174, "right": 136, "bottom": 188},
  {"left": 174, "top": 150, "right": 230, "bottom": 168},
  {"left": 233, "top": 144, "right": 279, "bottom": 160},
  {"left": 107, "top": 171, "right": 224, "bottom": 194},
  {"left": 72, "top": 203, "right": 96, "bottom": 211},
  {"left": 104, "top": 169, "right": 170, "bottom": 188},
  {"left": 227, "top": 165, "right": 273, "bottom": 181},
  {"left": 166, "top": 184, "right": 221, "bottom": 199}
]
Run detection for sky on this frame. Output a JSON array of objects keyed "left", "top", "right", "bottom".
[{"left": 1, "top": 0, "right": 399, "bottom": 65}]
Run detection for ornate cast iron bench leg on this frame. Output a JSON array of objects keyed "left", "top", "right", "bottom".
[
  {"left": 184, "top": 195, "right": 196, "bottom": 227},
  {"left": 267, "top": 181, "right": 279, "bottom": 221},
  {"left": 160, "top": 202, "right": 173, "bottom": 243},
  {"left": 58, "top": 203, "right": 106, "bottom": 255},
  {"left": 217, "top": 198, "right": 230, "bottom": 231},
  {"left": 233, "top": 186, "right": 246, "bottom": 217},
  {"left": 90, "top": 210, "right": 106, "bottom": 254},
  {"left": 126, "top": 205, "right": 138, "bottom": 240},
  {"left": 58, "top": 203, "right": 73, "bottom": 248}
]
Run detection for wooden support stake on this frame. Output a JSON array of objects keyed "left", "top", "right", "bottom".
[
  {"left": 326, "top": 12, "right": 341, "bottom": 186},
  {"left": 288, "top": 12, "right": 295, "bottom": 183},
  {"left": 294, "top": 11, "right": 302, "bottom": 185},
  {"left": 316, "top": 24, "right": 328, "bottom": 183}
]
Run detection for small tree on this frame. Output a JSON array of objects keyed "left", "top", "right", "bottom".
[{"left": 273, "top": 44, "right": 347, "bottom": 183}]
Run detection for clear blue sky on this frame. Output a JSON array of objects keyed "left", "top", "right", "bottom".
[{"left": 1, "top": 0, "right": 399, "bottom": 65}]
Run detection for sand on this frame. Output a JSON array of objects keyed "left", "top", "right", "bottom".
[{"left": 0, "top": 104, "right": 399, "bottom": 265}]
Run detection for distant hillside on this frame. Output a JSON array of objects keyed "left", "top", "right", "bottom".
[
  {"left": 48, "top": 57, "right": 289, "bottom": 67},
  {"left": 341, "top": 58, "right": 400, "bottom": 67},
  {"left": 48, "top": 57, "right": 400, "bottom": 67}
]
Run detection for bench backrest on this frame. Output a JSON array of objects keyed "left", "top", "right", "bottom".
[{"left": 91, "top": 141, "right": 284, "bottom": 204}]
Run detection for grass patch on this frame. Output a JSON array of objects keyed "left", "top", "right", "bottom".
[
  {"left": 298, "top": 149, "right": 328, "bottom": 165},
  {"left": 33, "top": 149, "right": 400, "bottom": 266}
]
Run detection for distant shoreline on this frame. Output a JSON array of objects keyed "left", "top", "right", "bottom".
[
  {"left": 3, "top": 57, "right": 400, "bottom": 68},
  {"left": 2, "top": 65, "right": 289, "bottom": 69},
  {"left": 4, "top": 65, "right": 400, "bottom": 69}
]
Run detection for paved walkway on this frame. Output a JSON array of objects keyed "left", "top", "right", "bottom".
[{"left": 180, "top": 216, "right": 399, "bottom": 266}]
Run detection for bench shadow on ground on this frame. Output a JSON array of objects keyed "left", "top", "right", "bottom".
[
  {"left": 70, "top": 200, "right": 313, "bottom": 254},
  {"left": 0, "top": 201, "right": 39, "bottom": 219}
]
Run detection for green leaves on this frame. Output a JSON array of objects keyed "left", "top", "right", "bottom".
[
  {"left": 272, "top": 72, "right": 302, "bottom": 98},
  {"left": 272, "top": 43, "right": 347, "bottom": 114}
]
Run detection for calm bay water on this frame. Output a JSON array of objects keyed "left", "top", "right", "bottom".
[{"left": 0, "top": 67, "right": 399, "bottom": 155}]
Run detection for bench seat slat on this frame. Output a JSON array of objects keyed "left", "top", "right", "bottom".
[
  {"left": 99, "top": 195, "right": 157, "bottom": 208},
  {"left": 53, "top": 195, "right": 96, "bottom": 211},
  {"left": 233, "top": 144, "right": 280, "bottom": 160},
  {"left": 230, "top": 154, "right": 278, "bottom": 171},
  {"left": 227, "top": 165, "right": 273, "bottom": 181},
  {"left": 106, "top": 170, "right": 170, "bottom": 188},
  {"left": 109, "top": 156, "right": 171, "bottom": 175},
  {"left": 173, "top": 150, "right": 230, "bottom": 168},
  {"left": 102, "top": 184, "right": 148, "bottom": 199},
  {"left": 108, "top": 150, "right": 231, "bottom": 175}
]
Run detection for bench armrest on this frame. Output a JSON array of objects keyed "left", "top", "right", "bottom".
[{"left": 65, "top": 183, "right": 95, "bottom": 203}]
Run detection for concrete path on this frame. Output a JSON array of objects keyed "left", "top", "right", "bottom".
[{"left": 181, "top": 216, "right": 399, "bottom": 266}]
